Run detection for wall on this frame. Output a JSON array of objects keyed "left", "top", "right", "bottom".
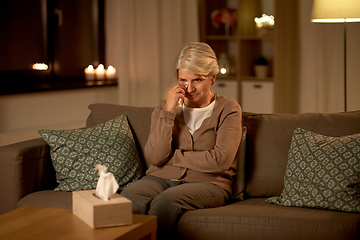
[
  {"left": 0, "top": 86, "right": 118, "bottom": 145},
  {"left": 105, "top": 0, "right": 199, "bottom": 107},
  {"left": 1, "top": 0, "right": 359, "bottom": 137},
  {"left": 299, "top": 0, "right": 360, "bottom": 113}
]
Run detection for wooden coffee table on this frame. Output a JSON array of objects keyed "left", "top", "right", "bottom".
[{"left": 0, "top": 207, "right": 157, "bottom": 240}]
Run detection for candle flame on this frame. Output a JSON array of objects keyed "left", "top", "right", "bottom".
[
  {"left": 97, "top": 64, "right": 104, "bottom": 70},
  {"left": 87, "top": 65, "right": 94, "bottom": 71}
]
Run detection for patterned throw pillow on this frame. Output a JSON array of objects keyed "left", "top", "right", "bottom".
[
  {"left": 39, "top": 115, "right": 143, "bottom": 192},
  {"left": 266, "top": 128, "right": 360, "bottom": 213}
]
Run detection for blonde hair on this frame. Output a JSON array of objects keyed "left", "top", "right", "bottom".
[{"left": 174, "top": 42, "right": 219, "bottom": 77}]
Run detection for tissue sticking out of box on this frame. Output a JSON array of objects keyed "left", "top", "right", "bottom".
[{"left": 95, "top": 164, "right": 119, "bottom": 201}]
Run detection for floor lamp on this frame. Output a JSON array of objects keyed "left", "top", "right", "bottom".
[{"left": 311, "top": 0, "right": 360, "bottom": 112}]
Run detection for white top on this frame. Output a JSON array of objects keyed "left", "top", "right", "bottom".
[{"left": 182, "top": 100, "right": 216, "bottom": 135}]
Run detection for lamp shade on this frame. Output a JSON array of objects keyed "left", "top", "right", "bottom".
[{"left": 311, "top": 0, "right": 360, "bottom": 22}]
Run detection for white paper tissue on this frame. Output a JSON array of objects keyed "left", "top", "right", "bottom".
[{"left": 95, "top": 164, "right": 119, "bottom": 201}]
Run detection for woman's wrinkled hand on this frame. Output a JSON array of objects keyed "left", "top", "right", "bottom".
[{"left": 165, "top": 83, "right": 187, "bottom": 113}]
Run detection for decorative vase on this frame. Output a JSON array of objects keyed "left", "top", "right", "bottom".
[
  {"left": 254, "top": 65, "right": 268, "bottom": 78},
  {"left": 218, "top": 53, "right": 230, "bottom": 76}
]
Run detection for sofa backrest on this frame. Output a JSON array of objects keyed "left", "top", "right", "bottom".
[
  {"left": 86, "top": 103, "right": 360, "bottom": 199},
  {"left": 242, "top": 110, "right": 360, "bottom": 198}
]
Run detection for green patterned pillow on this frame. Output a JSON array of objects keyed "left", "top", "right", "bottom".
[
  {"left": 38, "top": 114, "right": 143, "bottom": 192},
  {"left": 266, "top": 128, "right": 360, "bottom": 212}
]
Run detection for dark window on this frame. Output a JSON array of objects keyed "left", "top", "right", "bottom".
[{"left": 0, "top": 0, "right": 114, "bottom": 95}]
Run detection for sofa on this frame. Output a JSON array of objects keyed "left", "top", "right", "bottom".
[{"left": 0, "top": 103, "right": 359, "bottom": 240}]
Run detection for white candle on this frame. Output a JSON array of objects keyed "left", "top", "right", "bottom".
[
  {"left": 84, "top": 65, "right": 95, "bottom": 81},
  {"left": 95, "top": 64, "right": 105, "bottom": 80},
  {"left": 105, "top": 65, "right": 116, "bottom": 79}
]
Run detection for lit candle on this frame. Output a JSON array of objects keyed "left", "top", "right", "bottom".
[
  {"left": 32, "top": 63, "right": 48, "bottom": 70},
  {"left": 95, "top": 64, "right": 105, "bottom": 80},
  {"left": 84, "top": 65, "right": 95, "bottom": 81},
  {"left": 105, "top": 65, "right": 116, "bottom": 79}
]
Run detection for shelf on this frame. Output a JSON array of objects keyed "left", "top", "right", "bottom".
[
  {"left": 200, "top": 0, "right": 299, "bottom": 113},
  {"left": 205, "top": 35, "right": 273, "bottom": 41},
  {"left": 200, "top": 0, "right": 275, "bottom": 106},
  {"left": 0, "top": 77, "right": 117, "bottom": 95},
  {"left": 240, "top": 35, "right": 274, "bottom": 40},
  {"left": 206, "top": 35, "right": 241, "bottom": 40},
  {"left": 240, "top": 76, "right": 273, "bottom": 81},
  {"left": 217, "top": 75, "right": 238, "bottom": 80}
]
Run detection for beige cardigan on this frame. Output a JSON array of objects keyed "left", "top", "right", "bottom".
[{"left": 144, "top": 94, "right": 242, "bottom": 193}]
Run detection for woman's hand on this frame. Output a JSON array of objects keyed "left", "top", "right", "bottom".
[{"left": 165, "top": 83, "right": 186, "bottom": 112}]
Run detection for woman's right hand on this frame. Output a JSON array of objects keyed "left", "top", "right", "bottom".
[{"left": 165, "top": 83, "right": 186, "bottom": 113}]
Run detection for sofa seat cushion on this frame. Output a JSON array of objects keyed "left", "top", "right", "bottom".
[
  {"left": 17, "top": 191, "right": 72, "bottom": 210},
  {"left": 177, "top": 198, "right": 360, "bottom": 240}
]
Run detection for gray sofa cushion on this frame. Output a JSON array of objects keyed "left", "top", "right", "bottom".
[
  {"left": 242, "top": 110, "right": 360, "bottom": 198},
  {"left": 177, "top": 198, "right": 360, "bottom": 240},
  {"left": 267, "top": 128, "right": 360, "bottom": 213},
  {"left": 38, "top": 115, "right": 143, "bottom": 192},
  {"left": 87, "top": 104, "right": 154, "bottom": 169}
]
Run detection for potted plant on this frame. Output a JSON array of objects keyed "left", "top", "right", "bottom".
[{"left": 254, "top": 56, "right": 268, "bottom": 78}]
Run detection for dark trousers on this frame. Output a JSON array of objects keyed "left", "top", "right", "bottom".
[{"left": 121, "top": 175, "right": 229, "bottom": 240}]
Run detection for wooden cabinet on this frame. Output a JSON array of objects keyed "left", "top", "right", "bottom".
[
  {"left": 212, "top": 79, "right": 239, "bottom": 100},
  {"left": 242, "top": 80, "right": 273, "bottom": 113},
  {"left": 199, "top": 0, "right": 299, "bottom": 114}
]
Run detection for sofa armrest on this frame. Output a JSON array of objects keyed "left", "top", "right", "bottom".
[{"left": 0, "top": 138, "right": 57, "bottom": 215}]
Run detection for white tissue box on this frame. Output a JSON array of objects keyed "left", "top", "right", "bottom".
[{"left": 72, "top": 190, "right": 132, "bottom": 228}]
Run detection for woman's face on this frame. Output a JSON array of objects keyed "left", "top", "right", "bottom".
[{"left": 178, "top": 69, "right": 215, "bottom": 108}]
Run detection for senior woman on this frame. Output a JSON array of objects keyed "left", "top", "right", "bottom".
[{"left": 121, "top": 42, "right": 242, "bottom": 240}]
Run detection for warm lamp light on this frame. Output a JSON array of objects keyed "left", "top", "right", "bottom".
[
  {"left": 220, "top": 68, "right": 227, "bottom": 75},
  {"left": 218, "top": 53, "right": 230, "bottom": 76},
  {"left": 254, "top": 14, "right": 275, "bottom": 27},
  {"left": 311, "top": 0, "right": 360, "bottom": 112},
  {"left": 311, "top": 0, "right": 360, "bottom": 23}
]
